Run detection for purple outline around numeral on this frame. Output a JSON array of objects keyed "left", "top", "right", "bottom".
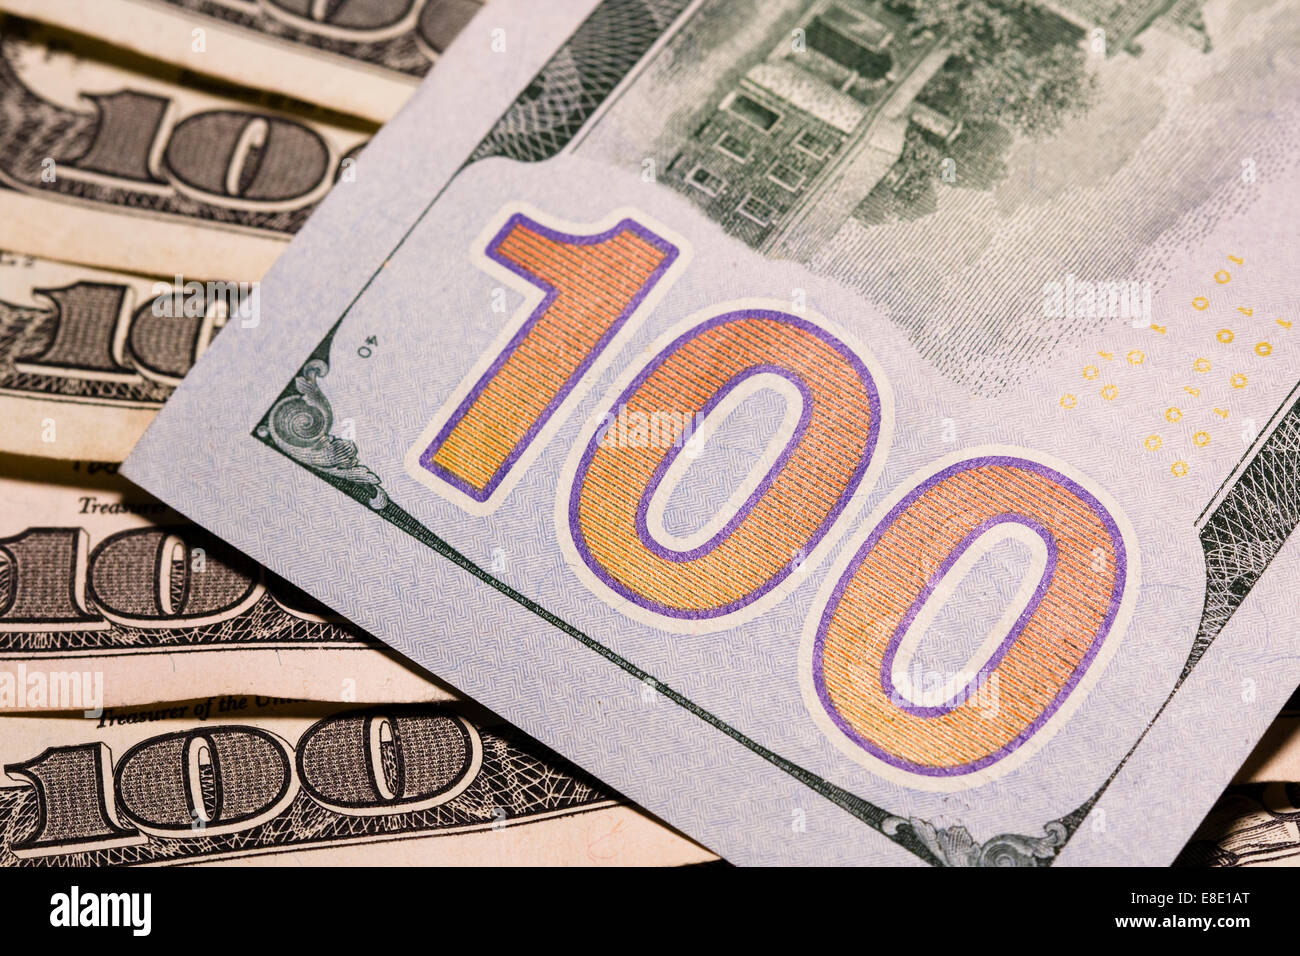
[
  {"left": 811, "top": 455, "right": 1127, "bottom": 777},
  {"left": 568, "top": 310, "right": 881, "bottom": 620},
  {"left": 418, "top": 213, "right": 680, "bottom": 502},
  {"left": 879, "top": 514, "right": 1056, "bottom": 717}
]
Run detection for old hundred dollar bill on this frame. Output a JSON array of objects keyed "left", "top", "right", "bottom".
[
  {"left": 0, "top": 253, "right": 250, "bottom": 461},
  {"left": 0, "top": 454, "right": 446, "bottom": 709},
  {"left": 0, "top": 15, "right": 373, "bottom": 279},
  {"left": 0, "top": 0, "right": 485, "bottom": 122},
  {"left": 0, "top": 697, "right": 711, "bottom": 866}
]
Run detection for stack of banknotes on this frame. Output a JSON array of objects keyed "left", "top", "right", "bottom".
[{"left": 0, "top": 0, "right": 1298, "bottom": 867}]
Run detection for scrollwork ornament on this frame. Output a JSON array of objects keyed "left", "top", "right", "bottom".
[
  {"left": 257, "top": 358, "right": 389, "bottom": 509},
  {"left": 884, "top": 815, "right": 1068, "bottom": 867}
]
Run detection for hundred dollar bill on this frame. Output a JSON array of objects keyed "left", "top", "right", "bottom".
[
  {"left": 0, "top": 9, "right": 586, "bottom": 280},
  {"left": 125, "top": 0, "right": 1300, "bottom": 865},
  {"left": 0, "top": 252, "right": 246, "bottom": 461},
  {"left": 0, "top": 454, "right": 443, "bottom": 709},
  {"left": 0, "top": 697, "right": 711, "bottom": 865},
  {"left": 0, "top": 16, "right": 373, "bottom": 279},
  {"left": 1176, "top": 783, "right": 1300, "bottom": 868},
  {"left": 0, "top": 0, "right": 484, "bottom": 123},
  {"left": 1178, "top": 692, "right": 1300, "bottom": 867}
]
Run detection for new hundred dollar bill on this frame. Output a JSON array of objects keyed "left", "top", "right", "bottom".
[
  {"left": 0, "top": 454, "right": 443, "bottom": 708},
  {"left": 0, "top": 697, "right": 711, "bottom": 865},
  {"left": 126, "top": 0, "right": 1300, "bottom": 865},
  {"left": 0, "top": 0, "right": 485, "bottom": 123}
]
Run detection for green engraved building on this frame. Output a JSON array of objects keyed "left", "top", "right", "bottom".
[
  {"left": 662, "top": 0, "right": 949, "bottom": 256},
  {"left": 662, "top": 0, "right": 1208, "bottom": 259}
]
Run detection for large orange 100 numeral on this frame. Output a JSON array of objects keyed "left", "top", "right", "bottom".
[
  {"left": 408, "top": 204, "right": 1137, "bottom": 787},
  {"left": 802, "top": 454, "right": 1134, "bottom": 783},
  {"left": 564, "top": 308, "right": 883, "bottom": 622},
  {"left": 409, "top": 209, "right": 680, "bottom": 508}
]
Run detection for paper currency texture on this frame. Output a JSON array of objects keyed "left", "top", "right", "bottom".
[
  {"left": 0, "top": 697, "right": 711, "bottom": 865},
  {"left": 0, "top": 0, "right": 484, "bottom": 122},
  {"left": 0, "top": 454, "right": 445, "bottom": 708},
  {"left": 125, "top": 0, "right": 1300, "bottom": 865}
]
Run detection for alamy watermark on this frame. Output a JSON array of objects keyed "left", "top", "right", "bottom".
[
  {"left": 1042, "top": 274, "right": 1153, "bottom": 328},
  {"left": 151, "top": 276, "right": 260, "bottom": 328},
  {"left": 0, "top": 664, "right": 103, "bottom": 716},
  {"left": 50, "top": 886, "right": 150, "bottom": 936},
  {"left": 888, "top": 664, "right": 1000, "bottom": 717},
  {"left": 596, "top": 404, "right": 705, "bottom": 455}
]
